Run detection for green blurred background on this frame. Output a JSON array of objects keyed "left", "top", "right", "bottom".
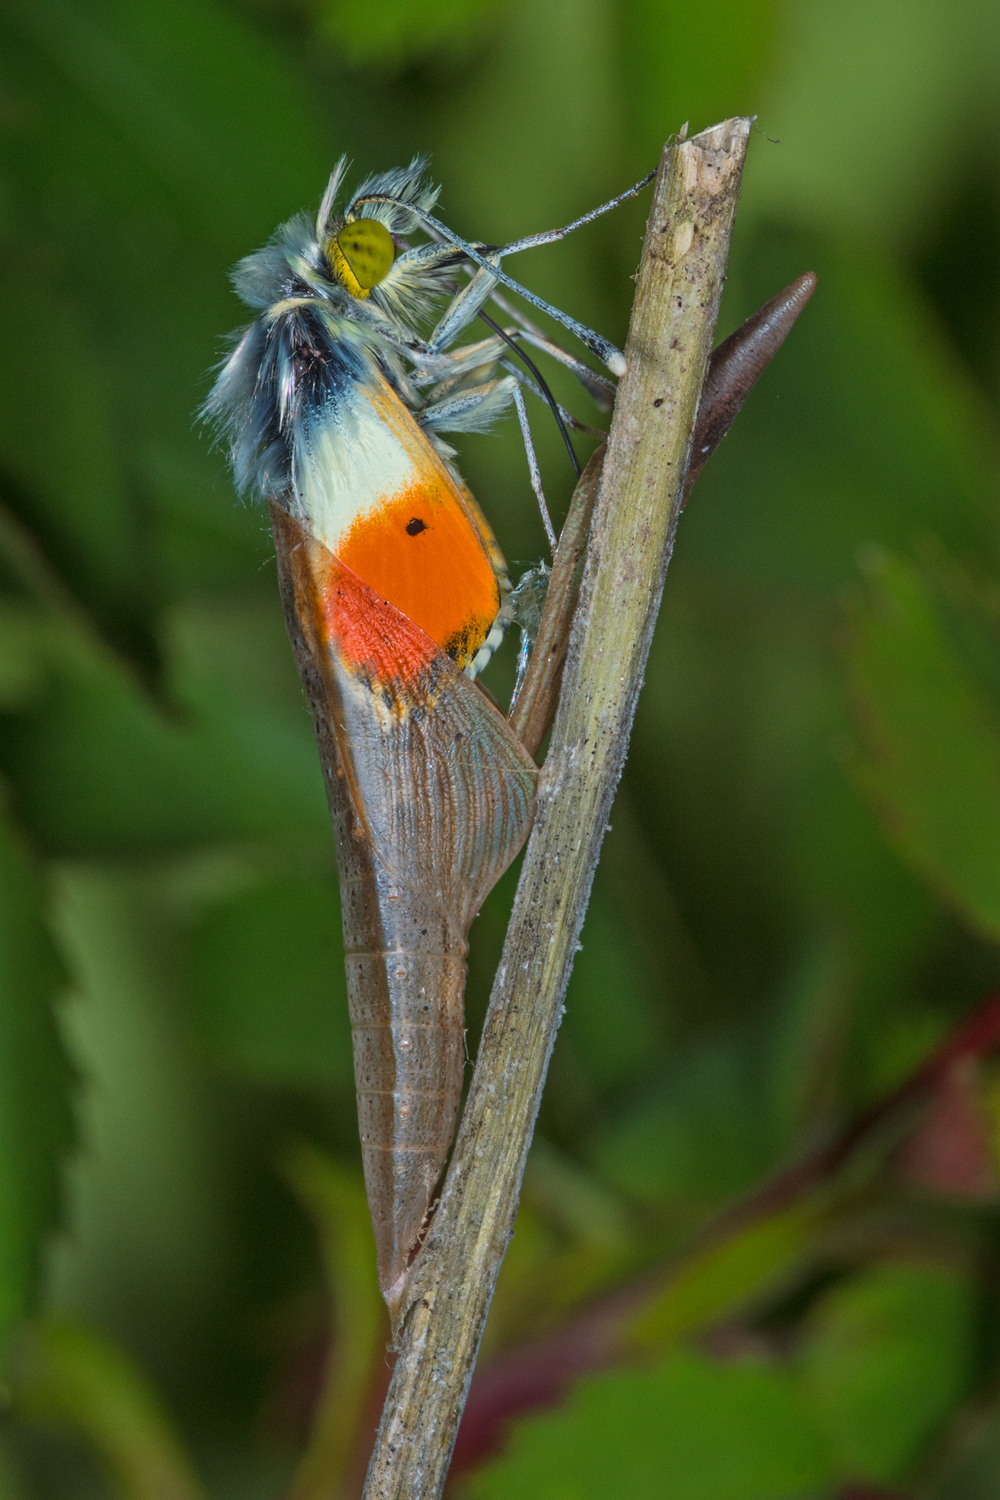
[{"left": 5, "top": 1, "right": 1000, "bottom": 1496}]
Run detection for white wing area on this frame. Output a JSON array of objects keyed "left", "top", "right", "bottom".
[{"left": 293, "top": 381, "right": 419, "bottom": 554}]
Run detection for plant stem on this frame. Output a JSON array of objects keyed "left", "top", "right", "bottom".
[{"left": 361, "top": 117, "right": 753, "bottom": 1500}]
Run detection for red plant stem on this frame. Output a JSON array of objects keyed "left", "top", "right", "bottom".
[{"left": 722, "top": 986, "right": 1000, "bottom": 1232}]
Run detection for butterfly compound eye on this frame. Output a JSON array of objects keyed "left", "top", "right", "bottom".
[{"left": 329, "top": 218, "right": 395, "bottom": 294}]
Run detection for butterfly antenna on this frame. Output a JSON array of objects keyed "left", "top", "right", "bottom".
[{"left": 497, "top": 169, "right": 656, "bottom": 257}]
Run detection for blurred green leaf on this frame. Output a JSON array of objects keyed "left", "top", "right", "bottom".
[
  {"left": 0, "top": 599, "right": 327, "bottom": 855},
  {"left": 747, "top": 0, "right": 1000, "bottom": 247},
  {"left": 463, "top": 1350, "right": 835, "bottom": 1500},
  {"left": 0, "top": 1435, "right": 29, "bottom": 1500},
  {"left": 282, "top": 1145, "right": 383, "bottom": 1500},
  {"left": 5, "top": 0, "right": 328, "bottom": 253},
  {"left": 0, "top": 288, "right": 147, "bottom": 656},
  {"left": 930, "top": 1401, "right": 1000, "bottom": 1499},
  {"left": 0, "top": 603, "right": 51, "bottom": 710},
  {"left": 562, "top": 897, "right": 666, "bottom": 1094},
  {"left": 187, "top": 875, "right": 352, "bottom": 1088},
  {"left": 0, "top": 812, "right": 73, "bottom": 1368},
  {"left": 683, "top": 233, "right": 1000, "bottom": 597},
  {"left": 845, "top": 549, "right": 1000, "bottom": 941},
  {"left": 13, "top": 1318, "right": 206, "bottom": 1500},
  {"left": 590, "top": 1037, "right": 773, "bottom": 1212},
  {"left": 798, "top": 1262, "right": 974, "bottom": 1484},
  {"left": 621, "top": 0, "right": 779, "bottom": 154},
  {"left": 484, "top": 1146, "right": 637, "bottom": 1354},
  {"left": 766, "top": 931, "right": 852, "bottom": 1142},
  {"left": 523, "top": 1141, "right": 634, "bottom": 1261},
  {"left": 315, "top": 0, "right": 503, "bottom": 68},
  {"left": 627, "top": 1208, "right": 818, "bottom": 1353},
  {"left": 45, "top": 862, "right": 233, "bottom": 1392}
]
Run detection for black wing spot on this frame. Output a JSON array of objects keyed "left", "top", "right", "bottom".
[{"left": 405, "top": 516, "right": 428, "bottom": 536}]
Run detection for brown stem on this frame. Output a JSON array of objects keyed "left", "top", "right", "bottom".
[
  {"left": 507, "top": 443, "right": 605, "bottom": 759},
  {"left": 359, "top": 117, "right": 753, "bottom": 1500}
]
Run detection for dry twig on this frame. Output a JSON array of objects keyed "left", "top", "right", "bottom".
[{"left": 361, "top": 117, "right": 753, "bottom": 1500}]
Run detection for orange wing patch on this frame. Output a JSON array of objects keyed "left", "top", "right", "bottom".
[{"left": 337, "top": 473, "right": 501, "bottom": 670}]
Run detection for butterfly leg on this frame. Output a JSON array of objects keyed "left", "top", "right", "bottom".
[
  {"left": 488, "top": 289, "right": 616, "bottom": 411},
  {"left": 409, "top": 333, "right": 508, "bottom": 398},
  {"left": 494, "top": 170, "right": 656, "bottom": 259},
  {"left": 498, "top": 360, "right": 605, "bottom": 438},
  {"left": 447, "top": 169, "right": 655, "bottom": 371},
  {"left": 512, "top": 384, "right": 557, "bottom": 554},
  {"left": 412, "top": 329, "right": 602, "bottom": 447},
  {"left": 423, "top": 268, "right": 617, "bottom": 420},
  {"left": 419, "top": 373, "right": 518, "bottom": 435},
  {"left": 427, "top": 264, "right": 501, "bottom": 354}
]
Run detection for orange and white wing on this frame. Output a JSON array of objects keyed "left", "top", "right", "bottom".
[
  {"left": 276, "top": 502, "right": 535, "bottom": 932},
  {"left": 292, "top": 370, "right": 508, "bottom": 676}
]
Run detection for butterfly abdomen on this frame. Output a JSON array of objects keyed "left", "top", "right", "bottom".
[{"left": 339, "top": 843, "right": 467, "bottom": 1311}]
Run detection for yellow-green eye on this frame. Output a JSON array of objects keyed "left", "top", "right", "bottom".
[{"left": 328, "top": 218, "right": 395, "bottom": 296}]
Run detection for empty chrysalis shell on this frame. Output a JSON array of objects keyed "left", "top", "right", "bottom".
[{"left": 327, "top": 218, "right": 395, "bottom": 296}]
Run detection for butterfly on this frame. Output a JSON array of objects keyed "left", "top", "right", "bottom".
[
  {"left": 205, "top": 155, "right": 816, "bottom": 1314},
  {"left": 204, "top": 158, "right": 650, "bottom": 1310}
]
